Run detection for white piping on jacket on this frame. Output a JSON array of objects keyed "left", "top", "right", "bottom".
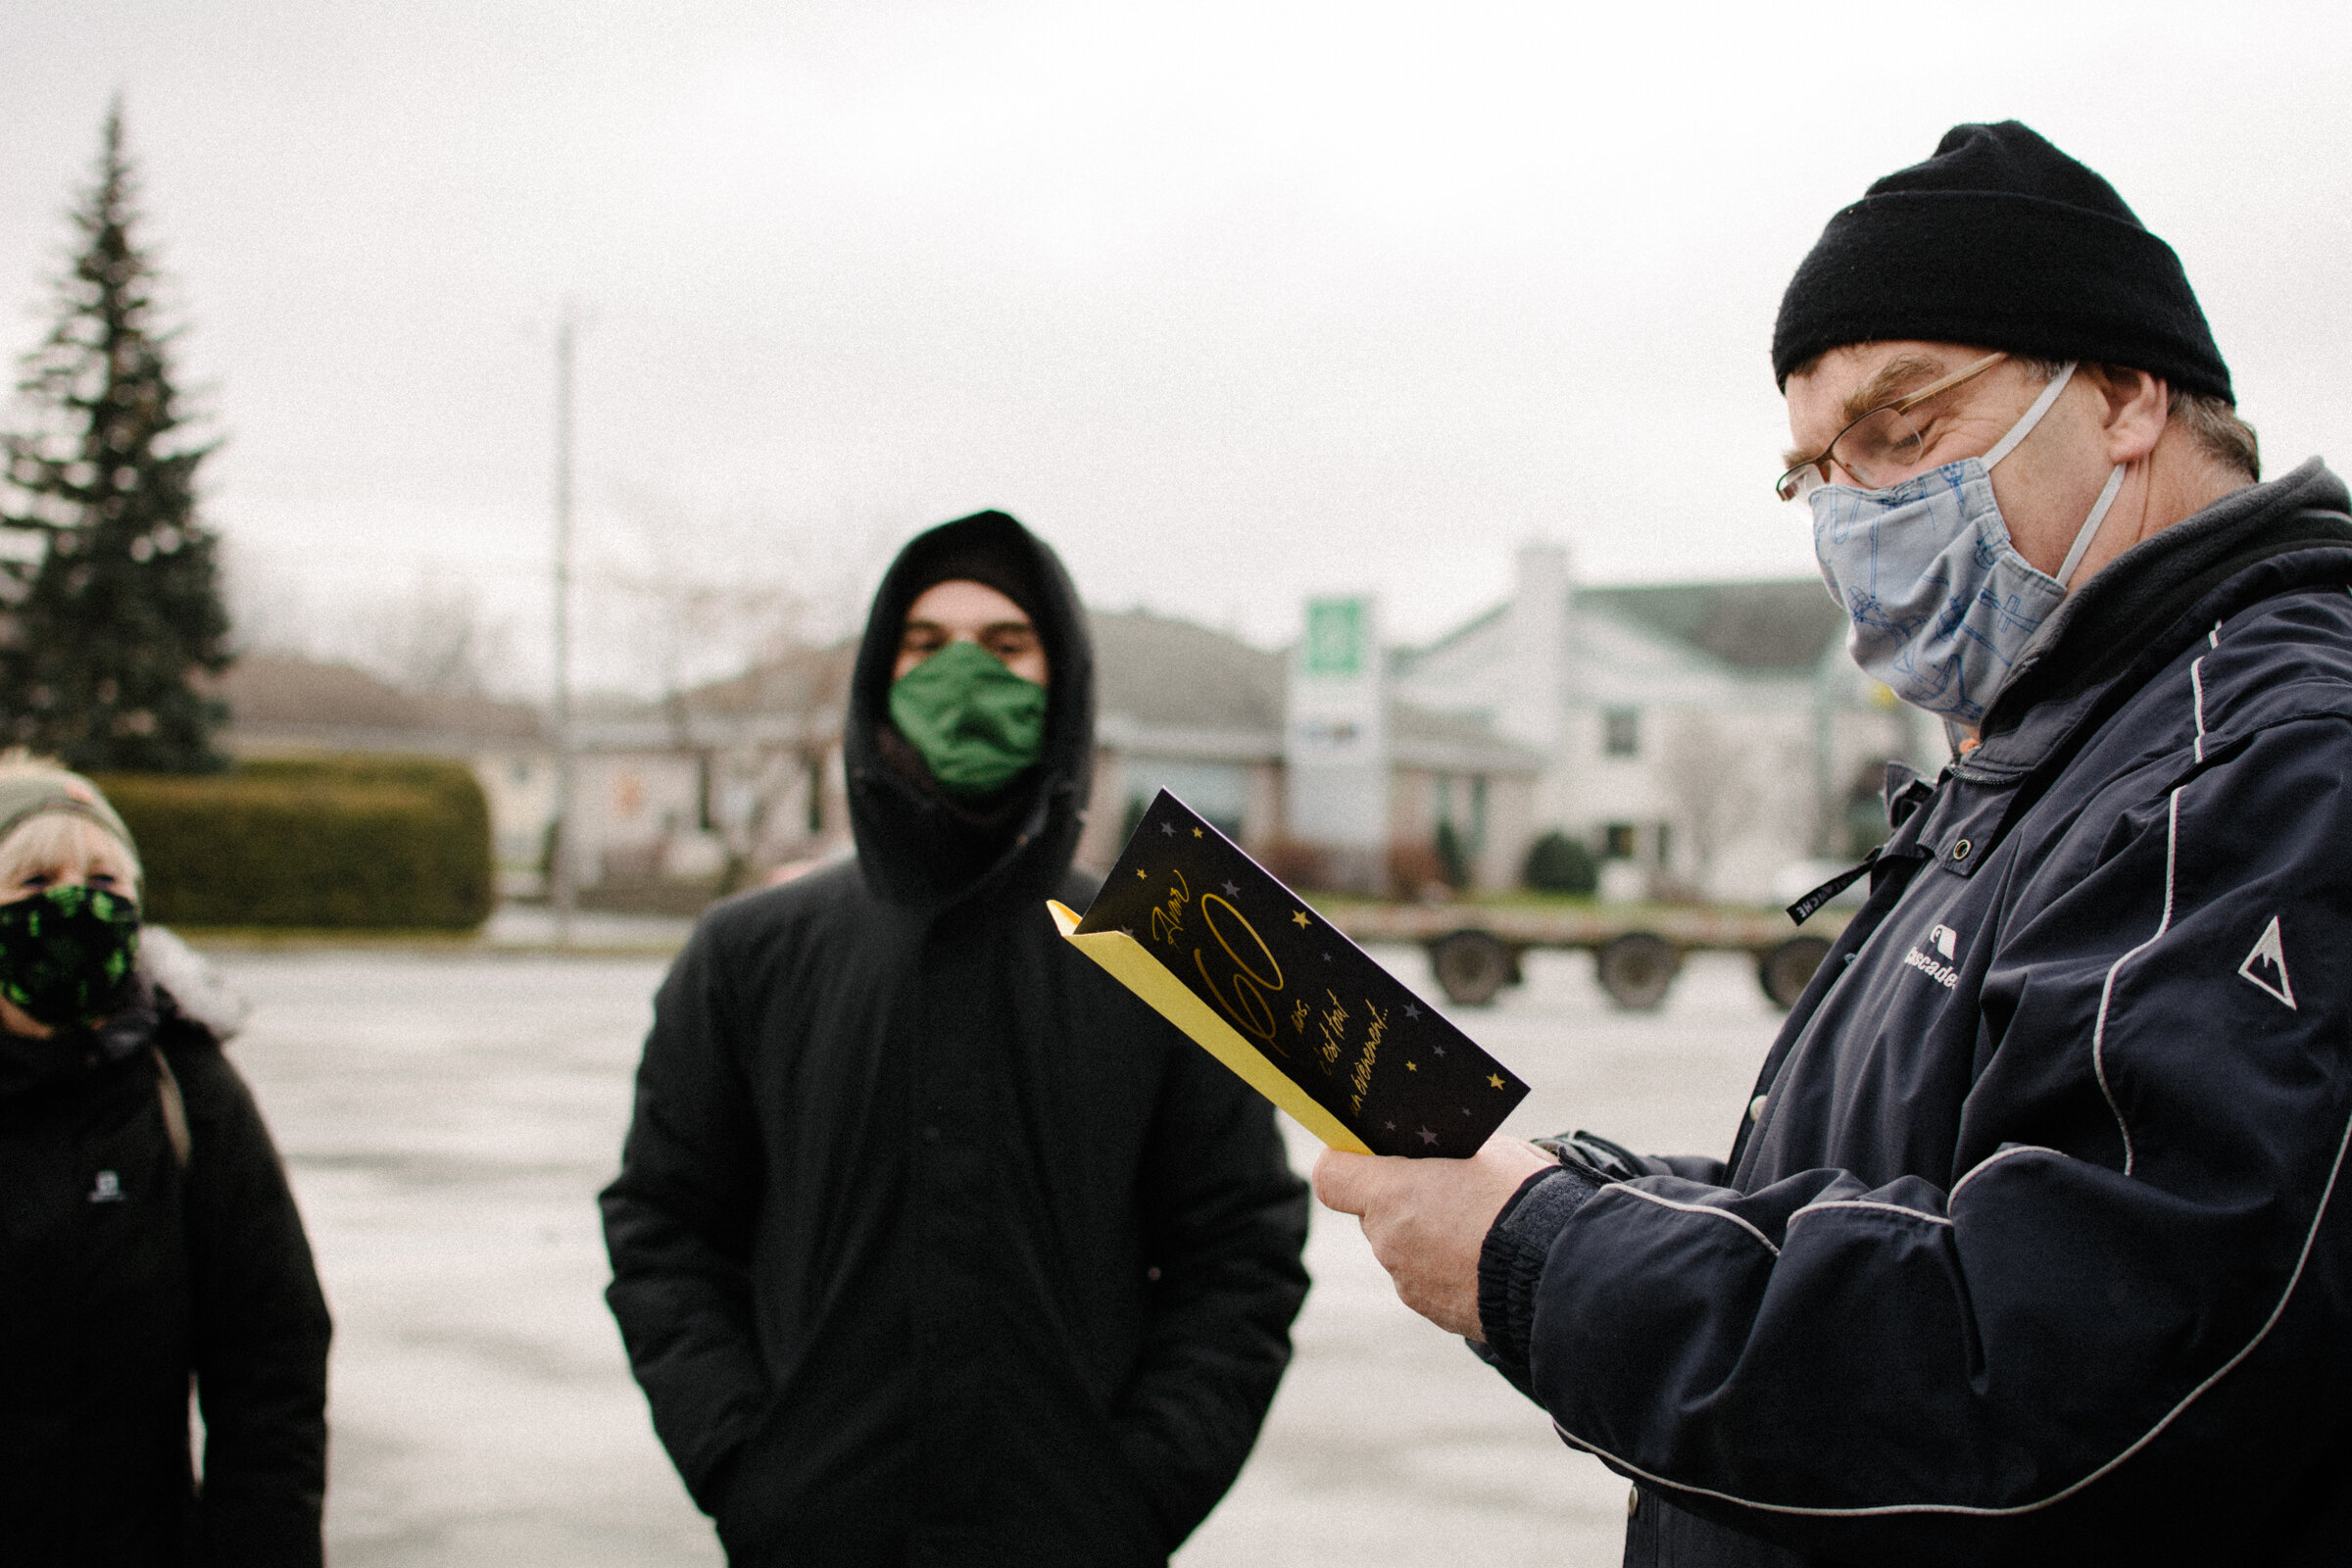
[
  {"left": 2092, "top": 786, "right": 2181, "bottom": 1177},
  {"left": 1949, "top": 1143, "right": 2068, "bottom": 1204},
  {"left": 1788, "top": 1199, "right": 1954, "bottom": 1229},
  {"left": 1548, "top": 1098, "right": 2352, "bottom": 1518},
  {"left": 1602, "top": 1184, "right": 1782, "bottom": 1257},
  {"left": 2194, "top": 620, "right": 2223, "bottom": 761},
  {"left": 2190, "top": 660, "right": 2208, "bottom": 762}
]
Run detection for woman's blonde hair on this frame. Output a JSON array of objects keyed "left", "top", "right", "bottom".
[{"left": 0, "top": 751, "right": 142, "bottom": 895}]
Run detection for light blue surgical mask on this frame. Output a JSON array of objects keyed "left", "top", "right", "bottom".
[{"left": 1808, "top": 361, "right": 2126, "bottom": 723}]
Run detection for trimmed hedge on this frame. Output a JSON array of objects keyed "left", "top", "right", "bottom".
[
  {"left": 93, "top": 755, "right": 494, "bottom": 929},
  {"left": 1522, "top": 830, "right": 1600, "bottom": 895}
]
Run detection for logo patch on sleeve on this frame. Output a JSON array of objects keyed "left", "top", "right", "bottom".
[{"left": 2237, "top": 915, "right": 2297, "bottom": 1010}]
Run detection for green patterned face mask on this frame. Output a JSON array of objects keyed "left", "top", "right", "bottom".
[
  {"left": 0, "top": 885, "right": 141, "bottom": 1029},
  {"left": 888, "top": 639, "right": 1049, "bottom": 800}
]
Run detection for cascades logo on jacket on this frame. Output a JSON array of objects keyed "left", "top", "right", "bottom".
[
  {"left": 1902, "top": 923, "right": 1963, "bottom": 990},
  {"left": 2238, "top": 915, "right": 2298, "bottom": 1009}
]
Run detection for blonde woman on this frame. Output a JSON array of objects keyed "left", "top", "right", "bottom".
[{"left": 0, "top": 757, "right": 330, "bottom": 1566}]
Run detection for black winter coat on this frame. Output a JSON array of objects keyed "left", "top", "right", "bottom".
[
  {"left": 602, "top": 512, "right": 1311, "bottom": 1568},
  {"left": 1479, "top": 460, "right": 2352, "bottom": 1565},
  {"left": 0, "top": 969, "right": 332, "bottom": 1566}
]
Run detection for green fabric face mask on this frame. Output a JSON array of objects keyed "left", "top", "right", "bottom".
[{"left": 888, "top": 639, "right": 1048, "bottom": 800}]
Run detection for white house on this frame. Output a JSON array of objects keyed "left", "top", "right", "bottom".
[{"left": 1390, "top": 544, "right": 1939, "bottom": 904}]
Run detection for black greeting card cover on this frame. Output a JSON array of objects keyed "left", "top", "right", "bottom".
[{"left": 1047, "top": 790, "right": 1529, "bottom": 1157}]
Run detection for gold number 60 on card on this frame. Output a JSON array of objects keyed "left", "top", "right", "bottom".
[{"left": 1193, "top": 896, "right": 1286, "bottom": 1049}]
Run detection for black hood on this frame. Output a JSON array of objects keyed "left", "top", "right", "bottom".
[{"left": 845, "top": 511, "right": 1095, "bottom": 910}]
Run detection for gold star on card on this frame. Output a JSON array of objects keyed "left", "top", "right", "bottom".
[{"left": 1066, "top": 788, "right": 1530, "bottom": 1160}]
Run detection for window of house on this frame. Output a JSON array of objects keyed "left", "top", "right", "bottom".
[
  {"left": 1602, "top": 708, "right": 1641, "bottom": 758},
  {"left": 1602, "top": 822, "right": 1637, "bottom": 860}
]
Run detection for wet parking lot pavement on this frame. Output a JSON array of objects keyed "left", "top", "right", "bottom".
[{"left": 208, "top": 938, "right": 1789, "bottom": 1566}]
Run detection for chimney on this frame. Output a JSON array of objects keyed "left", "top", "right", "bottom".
[{"left": 1498, "top": 541, "right": 1569, "bottom": 754}]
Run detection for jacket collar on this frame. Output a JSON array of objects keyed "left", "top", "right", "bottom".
[
  {"left": 1982, "top": 458, "right": 2352, "bottom": 741},
  {"left": 0, "top": 978, "right": 159, "bottom": 1101},
  {"left": 1958, "top": 460, "right": 2352, "bottom": 795}
]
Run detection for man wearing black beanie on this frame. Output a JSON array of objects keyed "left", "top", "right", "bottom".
[{"left": 1319, "top": 122, "right": 2352, "bottom": 1565}]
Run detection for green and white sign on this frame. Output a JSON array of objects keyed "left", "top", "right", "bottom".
[{"left": 1303, "top": 597, "right": 1367, "bottom": 676}]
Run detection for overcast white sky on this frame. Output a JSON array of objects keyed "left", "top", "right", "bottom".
[{"left": 7, "top": 1, "right": 2352, "bottom": 694}]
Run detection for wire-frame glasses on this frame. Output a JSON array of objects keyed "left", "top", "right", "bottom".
[{"left": 1775, "top": 351, "right": 2009, "bottom": 502}]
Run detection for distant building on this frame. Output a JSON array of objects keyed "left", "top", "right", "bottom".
[
  {"left": 1390, "top": 544, "right": 1934, "bottom": 904},
  {"left": 213, "top": 654, "right": 555, "bottom": 885},
  {"left": 566, "top": 644, "right": 855, "bottom": 891},
  {"left": 567, "top": 609, "right": 1543, "bottom": 897},
  {"left": 219, "top": 609, "right": 1550, "bottom": 905},
  {"left": 1080, "top": 609, "right": 1543, "bottom": 890}
]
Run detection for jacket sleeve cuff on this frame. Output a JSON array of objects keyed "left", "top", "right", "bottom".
[{"left": 1477, "top": 1166, "right": 1599, "bottom": 1389}]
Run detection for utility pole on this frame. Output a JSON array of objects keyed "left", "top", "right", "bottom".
[{"left": 550, "top": 311, "right": 578, "bottom": 946}]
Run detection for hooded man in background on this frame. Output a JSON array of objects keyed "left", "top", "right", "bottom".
[
  {"left": 1319, "top": 122, "right": 2352, "bottom": 1564},
  {"left": 602, "top": 510, "right": 1310, "bottom": 1566}
]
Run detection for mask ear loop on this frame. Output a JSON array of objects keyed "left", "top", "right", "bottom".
[
  {"left": 2054, "top": 465, "right": 2128, "bottom": 588},
  {"left": 1983, "top": 361, "right": 2078, "bottom": 469},
  {"left": 1981, "top": 360, "right": 2119, "bottom": 589}
]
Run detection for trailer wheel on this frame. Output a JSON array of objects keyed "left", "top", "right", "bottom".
[
  {"left": 1431, "top": 931, "right": 1514, "bottom": 1006},
  {"left": 1757, "top": 936, "right": 1833, "bottom": 1010},
  {"left": 1595, "top": 933, "right": 1679, "bottom": 1011}
]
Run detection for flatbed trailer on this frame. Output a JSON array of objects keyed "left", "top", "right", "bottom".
[{"left": 1326, "top": 901, "right": 1848, "bottom": 1010}]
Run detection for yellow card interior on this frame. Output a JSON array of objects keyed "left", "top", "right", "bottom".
[{"left": 1050, "top": 900, "right": 1372, "bottom": 1153}]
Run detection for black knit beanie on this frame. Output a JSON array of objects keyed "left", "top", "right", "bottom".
[{"left": 1772, "top": 121, "right": 2231, "bottom": 403}]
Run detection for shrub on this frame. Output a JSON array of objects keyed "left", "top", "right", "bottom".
[
  {"left": 1258, "top": 838, "right": 1332, "bottom": 893},
  {"left": 1386, "top": 839, "right": 1451, "bottom": 903},
  {"left": 94, "top": 755, "right": 494, "bottom": 929},
  {"left": 1433, "top": 818, "right": 1470, "bottom": 890},
  {"left": 1523, "top": 830, "right": 1599, "bottom": 895}
]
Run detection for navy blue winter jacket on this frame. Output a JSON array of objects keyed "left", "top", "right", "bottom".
[{"left": 1479, "top": 460, "right": 2352, "bottom": 1566}]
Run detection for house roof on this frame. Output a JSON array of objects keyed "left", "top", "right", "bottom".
[
  {"left": 1392, "top": 578, "right": 1846, "bottom": 683},
  {"left": 1090, "top": 609, "right": 1286, "bottom": 736},
  {"left": 1581, "top": 580, "right": 1843, "bottom": 675},
  {"left": 213, "top": 654, "right": 544, "bottom": 748},
  {"left": 1091, "top": 609, "right": 1540, "bottom": 773},
  {"left": 676, "top": 643, "right": 858, "bottom": 720}
]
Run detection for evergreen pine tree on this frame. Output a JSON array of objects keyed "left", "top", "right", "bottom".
[{"left": 0, "top": 101, "right": 231, "bottom": 771}]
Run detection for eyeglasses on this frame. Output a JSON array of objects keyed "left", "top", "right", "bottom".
[{"left": 1775, "top": 351, "right": 2009, "bottom": 502}]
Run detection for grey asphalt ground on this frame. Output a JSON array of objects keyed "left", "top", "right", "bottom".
[{"left": 209, "top": 938, "right": 1788, "bottom": 1567}]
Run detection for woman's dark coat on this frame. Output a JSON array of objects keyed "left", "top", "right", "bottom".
[
  {"left": 601, "top": 511, "right": 1312, "bottom": 1568},
  {"left": 0, "top": 965, "right": 332, "bottom": 1566}
]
